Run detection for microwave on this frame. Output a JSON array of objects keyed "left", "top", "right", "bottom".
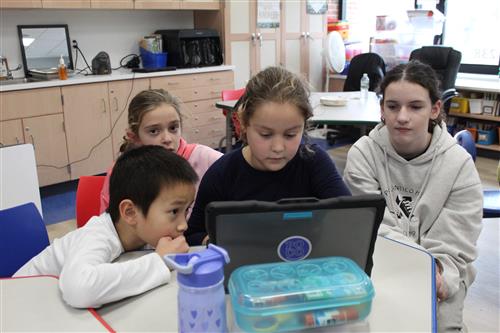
[{"left": 154, "top": 29, "right": 223, "bottom": 68}]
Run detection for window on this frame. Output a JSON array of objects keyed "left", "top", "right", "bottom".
[{"left": 442, "top": 0, "right": 500, "bottom": 74}]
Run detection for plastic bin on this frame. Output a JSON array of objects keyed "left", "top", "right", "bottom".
[
  {"left": 140, "top": 47, "right": 167, "bottom": 69},
  {"left": 477, "top": 129, "right": 496, "bottom": 145},
  {"left": 449, "top": 97, "right": 469, "bottom": 113},
  {"left": 469, "top": 99, "right": 483, "bottom": 114},
  {"left": 229, "top": 257, "right": 374, "bottom": 332}
]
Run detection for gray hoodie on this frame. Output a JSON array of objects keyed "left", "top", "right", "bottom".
[{"left": 344, "top": 122, "right": 483, "bottom": 299}]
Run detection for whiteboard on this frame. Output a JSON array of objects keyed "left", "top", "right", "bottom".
[{"left": 0, "top": 144, "right": 42, "bottom": 216}]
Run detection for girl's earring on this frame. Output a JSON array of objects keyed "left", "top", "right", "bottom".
[{"left": 381, "top": 117, "right": 385, "bottom": 124}]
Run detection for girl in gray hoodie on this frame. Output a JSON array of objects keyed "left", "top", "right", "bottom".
[{"left": 344, "top": 60, "right": 482, "bottom": 332}]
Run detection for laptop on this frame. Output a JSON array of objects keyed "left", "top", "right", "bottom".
[{"left": 205, "top": 195, "right": 385, "bottom": 288}]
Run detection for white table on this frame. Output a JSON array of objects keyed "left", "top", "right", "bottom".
[
  {"left": 0, "top": 237, "right": 436, "bottom": 332},
  {"left": 215, "top": 92, "right": 381, "bottom": 152},
  {"left": 97, "top": 236, "right": 436, "bottom": 332},
  {"left": 0, "top": 275, "right": 111, "bottom": 332}
]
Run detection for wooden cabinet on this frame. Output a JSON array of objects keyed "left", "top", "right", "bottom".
[
  {"left": 108, "top": 78, "right": 150, "bottom": 159},
  {"left": 0, "top": 119, "right": 24, "bottom": 146},
  {"left": 150, "top": 70, "right": 233, "bottom": 148},
  {"left": 0, "top": 0, "right": 42, "bottom": 8},
  {"left": 42, "top": 0, "right": 90, "bottom": 8},
  {"left": 134, "top": 0, "right": 180, "bottom": 9},
  {"left": 62, "top": 82, "right": 113, "bottom": 179},
  {"left": 180, "top": 0, "right": 219, "bottom": 10},
  {"left": 282, "top": 0, "right": 327, "bottom": 92},
  {"left": 90, "top": 0, "right": 133, "bottom": 9},
  {"left": 23, "top": 114, "right": 70, "bottom": 186},
  {"left": 224, "top": 0, "right": 280, "bottom": 89},
  {"left": 0, "top": 87, "right": 70, "bottom": 186},
  {"left": 1, "top": 0, "right": 217, "bottom": 9}
]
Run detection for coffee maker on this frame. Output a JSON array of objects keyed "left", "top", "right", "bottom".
[{"left": 154, "top": 29, "right": 223, "bottom": 68}]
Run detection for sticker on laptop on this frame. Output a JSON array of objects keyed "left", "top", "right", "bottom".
[{"left": 277, "top": 236, "right": 312, "bottom": 261}]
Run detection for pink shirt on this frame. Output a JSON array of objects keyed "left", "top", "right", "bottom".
[{"left": 99, "top": 140, "right": 223, "bottom": 215}]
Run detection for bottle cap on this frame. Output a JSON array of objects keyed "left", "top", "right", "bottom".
[
  {"left": 163, "top": 244, "right": 230, "bottom": 288},
  {"left": 59, "top": 55, "right": 65, "bottom": 66}
]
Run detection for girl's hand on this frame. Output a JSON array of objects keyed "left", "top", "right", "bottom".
[
  {"left": 435, "top": 263, "right": 448, "bottom": 301},
  {"left": 155, "top": 235, "right": 189, "bottom": 257}
]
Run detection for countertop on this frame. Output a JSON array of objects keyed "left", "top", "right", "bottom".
[{"left": 0, "top": 65, "right": 235, "bottom": 92}]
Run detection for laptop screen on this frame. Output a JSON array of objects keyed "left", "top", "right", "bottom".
[{"left": 205, "top": 195, "right": 385, "bottom": 287}]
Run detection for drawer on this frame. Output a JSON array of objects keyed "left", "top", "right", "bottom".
[
  {"left": 172, "top": 84, "right": 233, "bottom": 103},
  {"left": 150, "top": 74, "right": 194, "bottom": 90},
  {"left": 0, "top": 87, "right": 63, "bottom": 120},
  {"left": 184, "top": 123, "right": 225, "bottom": 142},
  {"left": 192, "top": 71, "right": 234, "bottom": 87},
  {"left": 196, "top": 135, "right": 224, "bottom": 149},
  {"left": 184, "top": 111, "right": 225, "bottom": 128},
  {"left": 184, "top": 98, "right": 220, "bottom": 116}
]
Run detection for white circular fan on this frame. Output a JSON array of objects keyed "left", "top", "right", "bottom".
[{"left": 324, "top": 31, "right": 346, "bottom": 91}]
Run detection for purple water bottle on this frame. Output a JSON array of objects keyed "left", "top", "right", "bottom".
[{"left": 164, "top": 244, "right": 230, "bottom": 333}]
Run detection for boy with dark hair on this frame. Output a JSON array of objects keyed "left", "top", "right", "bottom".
[{"left": 15, "top": 145, "right": 198, "bottom": 309}]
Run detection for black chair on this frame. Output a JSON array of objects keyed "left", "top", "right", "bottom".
[
  {"left": 343, "top": 53, "right": 386, "bottom": 92},
  {"left": 409, "top": 46, "right": 462, "bottom": 111},
  {"left": 325, "top": 53, "right": 386, "bottom": 145}
]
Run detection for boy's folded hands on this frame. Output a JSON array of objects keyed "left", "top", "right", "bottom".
[{"left": 155, "top": 235, "right": 189, "bottom": 257}]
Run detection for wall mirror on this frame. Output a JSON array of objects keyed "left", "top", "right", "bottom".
[{"left": 17, "top": 24, "right": 74, "bottom": 78}]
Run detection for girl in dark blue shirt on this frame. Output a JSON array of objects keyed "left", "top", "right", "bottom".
[{"left": 186, "top": 66, "right": 351, "bottom": 245}]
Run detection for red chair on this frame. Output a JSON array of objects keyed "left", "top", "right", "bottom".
[
  {"left": 222, "top": 88, "right": 245, "bottom": 140},
  {"left": 76, "top": 176, "right": 106, "bottom": 228}
]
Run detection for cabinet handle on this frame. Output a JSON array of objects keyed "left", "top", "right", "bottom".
[
  {"left": 251, "top": 33, "right": 256, "bottom": 45},
  {"left": 306, "top": 32, "right": 314, "bottom": 40},
  {"left": 194, "top": 116, "right": 199, "bottom": 120},
  {"left": 113, "top": 97, "right": 119, "bottom": 112},
  {"left": 257, "top": 32, "right": 263, "bottom": 47},
  {"left": 210, "top": 77, "right": 220, "bottom": 81},
  {"left": 101, "top": 99, "right": 107, "bottom": 113},
  {"left": 168, "top": 82, "right": 179, "bottom": 86},
  {"left": 195, "top": 129, "right": 199, "bottom": 134}
]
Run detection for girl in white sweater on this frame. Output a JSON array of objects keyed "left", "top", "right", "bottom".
[{"left": 344, "top": 60, "right": 482, "bottom": 332}]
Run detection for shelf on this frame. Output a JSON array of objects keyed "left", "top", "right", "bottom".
[
  {"left": 448, "top": 112, "right": 500, "bottom": 122},
  {"left": 476, "top": 143, "right": 500, "bottom": 152}
]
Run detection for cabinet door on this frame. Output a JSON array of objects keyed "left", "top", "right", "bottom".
[
  {"left": 90, "top": 0, "right": 133, "bottom": 8},
  {"left": 0, "top": 0, "right": 42, "bottom": 8},
  {"left": 225, "top": 0, "right": 254, "bottom": 89},
  {"left": 282, "top": 0, "right": 326, "bottom": 92},
  {"left": 23, "top": 114, "right": 71, "bottom": 187},
  {"left": 42, "top": 0, "right": 90, "bottom": 8},
  {"left": 0, "top": 87, "right": 63, "bottom": 121},
  {"left": 108, "top": 78, "right": 150, "bottom": 159},
  {"left": 62, "top": 83, "right": 113, "bottom": 179},
  {"left": 0, "top": 119, "right": 24, "bottom": 146},
  {"left": 134, "top": 0, "right": 180, "bottom": 9}
]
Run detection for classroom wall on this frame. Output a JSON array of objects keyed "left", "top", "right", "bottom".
[{"left": 0, "top": 9, "right": 194, "bottom": 78}]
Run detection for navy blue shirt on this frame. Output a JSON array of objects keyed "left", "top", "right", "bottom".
[{"left": 185, "top": 144, "right": 351, "bottom": 245}]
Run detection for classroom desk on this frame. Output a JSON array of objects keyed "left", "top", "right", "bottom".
[
  {"left": 0, "top": 237, "right": 436, "bottom": 332},
  {"left": 0, "top": 276, "right": 112, "bottom": 332},
  {"left": 215, "top": 92, "right": 381, "bottom": 152},
  {"left": 97, "top": 236, "right": 436, "bottom": 332}
]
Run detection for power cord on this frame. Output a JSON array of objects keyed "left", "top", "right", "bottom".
[
  {"left": 112, "top": 54, "right": 140, "bottom": 70},
  {"left": 72, "top": 40, "right": 92, "bottom": 75}
]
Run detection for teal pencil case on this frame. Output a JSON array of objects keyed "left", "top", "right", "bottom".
[{"left": 228, "top": 257, "right": 374, "bottom": 332}]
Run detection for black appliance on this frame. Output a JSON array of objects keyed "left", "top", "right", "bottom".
[
  {"left": 154, "top": 29, "right": 223, "bottom": 68},
  {"left": 92, "top": 51, "right": 112, "bottom": 75}
]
